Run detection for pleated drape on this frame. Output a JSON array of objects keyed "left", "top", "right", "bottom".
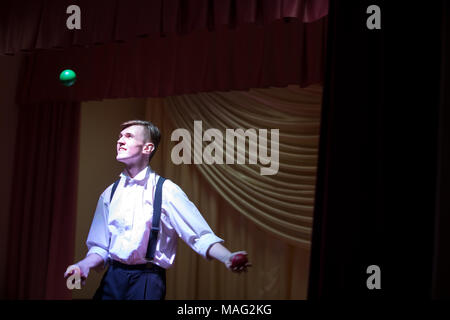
[
  {"left": 6, "top": 102, "right": 80, "bottom": 299},
  {"left": 16, "top": 17, "right": 327, "bottom": 104},
  {"left": 145, "top": 85, "right": 320, "bottom": 298},
  {"left": 164, "top": 85, "right": 322, "bottom": 246},
  {"left": 0, "top": 0, "right": 328, "bottom": 55}
]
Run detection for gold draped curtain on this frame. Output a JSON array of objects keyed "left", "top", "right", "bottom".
[{"left": 146, "top": 85, "right": 322, "bottom": 299}]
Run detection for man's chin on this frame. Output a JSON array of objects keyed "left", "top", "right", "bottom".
[
  {"left": 116, "top": 155, "right": 127, "bottom": 163},
  {"left": 116, "top": 155, "right": 142, "bottom": 166}
]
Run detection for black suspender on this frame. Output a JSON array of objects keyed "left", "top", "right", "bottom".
[
  {"left": 146, "top": 176, "right": 166, "bottom": 260},
  {"left": 110, "top": 179, "right": 120, "bottom": 203},
  {"left": 109, "top": 176, "right": 166, "bottom": 262}
]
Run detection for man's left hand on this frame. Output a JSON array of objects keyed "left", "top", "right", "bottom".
[{"left": 226, "top": 251, "right": 252, "bottom": 273}]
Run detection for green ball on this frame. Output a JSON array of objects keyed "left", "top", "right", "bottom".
[{"left": 59, "top": 69, "right": 76, "bottom": 87}]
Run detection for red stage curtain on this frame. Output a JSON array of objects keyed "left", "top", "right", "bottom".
[
  {"left": 5, "top": 102, "right": 80, "bottom": 299},
  {"left": 0, "top": 0, "right": 328, "bottom": 55},
  {"left": 17, "top": 17, "right": 327, "bottom": 104},
  {"left": 4, "top": 2, "right": 327, "bottom": 300}
]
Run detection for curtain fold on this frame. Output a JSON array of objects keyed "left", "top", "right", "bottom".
[
  {"left": 5, "top": 102, "right": 80, "bottom": 299},
  {"left": 161, "top": 85, "right": 322, "bottom": 247},
  {"left": 145, "top": 89, "right": 315, "bottom": 298},
  {"left": 1, "top": 0, "right": 328, "bottom": 55},
  {"left": 17, "top": 17, "right": 327, "bottom": 104}
]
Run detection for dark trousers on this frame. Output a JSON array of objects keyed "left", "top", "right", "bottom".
[{"left": 93, "top": 260, "right": 166, "bottom": 300}]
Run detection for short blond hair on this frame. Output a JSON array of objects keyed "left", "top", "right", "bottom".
[{"left": 120, "top": 120, "right": 161, "bottom": 162}]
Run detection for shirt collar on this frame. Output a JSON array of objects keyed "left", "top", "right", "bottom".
[{"left": 120, "top": 165, "right": 152, "bottom": 185}]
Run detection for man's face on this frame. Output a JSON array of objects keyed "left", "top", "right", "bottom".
[{"left": 116, "top": 125, "right": 153, "bottom": 164}]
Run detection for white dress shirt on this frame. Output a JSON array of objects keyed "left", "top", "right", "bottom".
[{"left": 86, "top": 166, "right": 224, "bottom": 269}]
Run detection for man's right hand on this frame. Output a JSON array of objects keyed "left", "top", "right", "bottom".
[
  {"left": 64, "top": 263, "right": 89, "bottom": 287},
  {"left": 64, "top": 253, "right": 104, "bottom": 287}
]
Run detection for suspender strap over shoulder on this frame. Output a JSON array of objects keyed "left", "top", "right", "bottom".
[
  {"left": 110, "top": 179, "right": 120, "bottom": 203},
  {"left": 146, "top": 176, "right": 166, "bottom": 261}
]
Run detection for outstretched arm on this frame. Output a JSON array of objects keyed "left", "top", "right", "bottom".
[
  {"left": 162, "top": 181, "right": 252, "bottom": 273},
  {"left": 64, "top": 194, "right": 110, "bottom": 287},
  {"left": 206, "top": 242, "right": 251, "bottom": 273}
]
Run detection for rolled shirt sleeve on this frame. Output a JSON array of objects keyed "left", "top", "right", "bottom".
[
  {"left": 86, "top": 192, "right": 111, "bottom": 263},
  {"left": 163, "top": 180, "right": 224, "bottom": 259}
]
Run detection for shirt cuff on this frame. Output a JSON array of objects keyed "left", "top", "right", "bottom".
[
  {"left": 195, "top": 233, "right": 224, "bottom": 260},
  {"left": 87, "top": 246, "right": 109, "bottom": 264}
]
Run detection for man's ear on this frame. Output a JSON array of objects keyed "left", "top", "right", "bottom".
[{"left": 143, "top": 142, "right": 154, "bottom": 155}]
